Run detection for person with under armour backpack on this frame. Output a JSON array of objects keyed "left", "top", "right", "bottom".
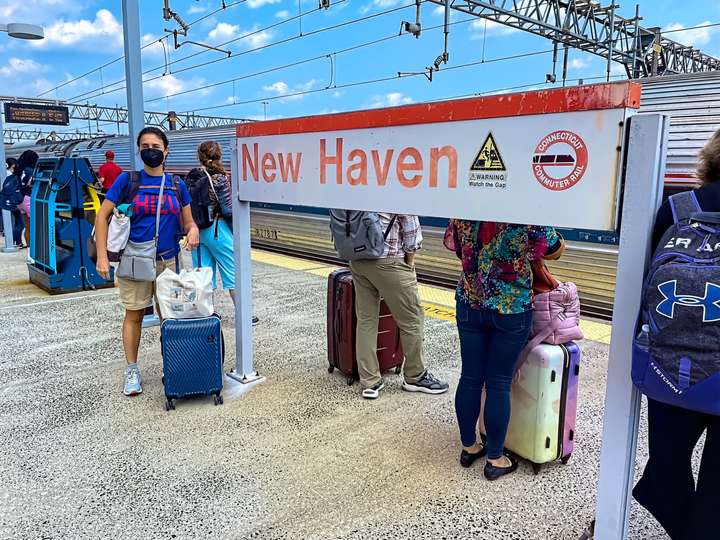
[
  {"left": 94, "top": 126, "right": 200, "bottom": 398},
  {"left": 632, "top": 129, "right": 720, "bottom": 540},
  {"left": 333, "top": 211, "right": 449, "bottom": 399}
]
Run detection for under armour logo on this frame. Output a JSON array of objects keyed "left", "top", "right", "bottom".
[{"left": 656, "top": 280, "right": 720, "bottom": 322}]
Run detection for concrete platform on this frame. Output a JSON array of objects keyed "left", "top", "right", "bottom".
[{"left": 0, "top": 247, "right": 681, "bottom": 539}]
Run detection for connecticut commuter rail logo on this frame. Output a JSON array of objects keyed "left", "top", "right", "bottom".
[
  {"left": 469, "top": 132, "right": 508, "bottom": 189},
  {"left": 532, "top": 130, "right": 588, "bottom": 191},
  {"left": 656, "top": 280, "right": 720, "bottom": 322}
]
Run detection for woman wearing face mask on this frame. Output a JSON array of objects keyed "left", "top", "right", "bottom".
[{"left": 94, "top": 126, "right": 199, "bottom": 397}]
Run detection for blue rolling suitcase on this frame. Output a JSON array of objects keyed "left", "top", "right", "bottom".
[{"left": 160, "top": 314, "right": 225, "bottom": 411}]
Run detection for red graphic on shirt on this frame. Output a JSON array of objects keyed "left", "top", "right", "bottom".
[
  {"left": 532, "top": 130, "right": 588, "bottom": 191},
  {"left": 133, "top": 194, "right": 181, "bottom": 216}
]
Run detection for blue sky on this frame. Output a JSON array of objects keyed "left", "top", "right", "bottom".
[{"left": 0, "top": 0, "right": 718, "bottom": 136}]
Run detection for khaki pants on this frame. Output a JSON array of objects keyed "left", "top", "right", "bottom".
[
  {"left": 117, "top": 257, "right": 178, "bottom": 311},
  {"left": 349, "top": 258, "right": 426, "bottom": 389}
]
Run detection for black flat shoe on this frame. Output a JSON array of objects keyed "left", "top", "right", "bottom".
[
  {"left": 460, "top": 446, "right": 487, "bottom": 468},
  {"left": 483, "top": 454, "right": 518, "bottom": 481}
]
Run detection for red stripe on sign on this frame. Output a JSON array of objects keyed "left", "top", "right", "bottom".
[
  {"left": 665, "top": 173, "right": 696, "bottom": 179},
  {"left": 236, "top": 82, "right": 641, "bottom": 137}
]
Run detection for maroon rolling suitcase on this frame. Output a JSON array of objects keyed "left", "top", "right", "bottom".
[{"left": 327, "top": 268, "right": 404, "bottom": 385}]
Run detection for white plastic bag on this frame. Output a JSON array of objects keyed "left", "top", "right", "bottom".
[{"left": 156, "top": 267, "right": 214, "bottom": 319}]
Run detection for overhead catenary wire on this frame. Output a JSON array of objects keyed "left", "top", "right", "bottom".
[
  {"left": 143, "top": 15, "right": 480, "bottom": 104},
  {"left": 183, "top": 47, "right": 558, "bottom": 113},
  {"left": 38, "top": 0, "right": 248, "bottom": 98},
  {"left": 66, "top": 1, "right": 415, "bottom": 104}
]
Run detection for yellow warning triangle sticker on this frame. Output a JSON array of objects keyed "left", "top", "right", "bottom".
[{"left": 470, "top": 133, "right": 506, "bottom": 171}]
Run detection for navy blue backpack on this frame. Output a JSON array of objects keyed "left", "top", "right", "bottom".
[{"left": 633, "top": 191, "right": 720, "bottom": 415}]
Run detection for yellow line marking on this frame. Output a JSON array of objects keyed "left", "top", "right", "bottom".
[{"left": 250, "top": 248, "right": 612, "bottom": 344}]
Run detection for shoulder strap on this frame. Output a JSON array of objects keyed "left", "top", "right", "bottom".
[
  {"left": 382, "top": 214, "right": 397, "bottom": 240},
  {"left": 121, "top": 171, "right": 142, "bottom": 205},
  {"left": 153, "top": 174, "right": 167, "bottom": 243},
  {"left": 669, "top": 191, "right": 701, "bottom": 224}
]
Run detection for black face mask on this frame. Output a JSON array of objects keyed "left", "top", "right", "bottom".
[{"left": 140, "top": 148, "right": 165, "bottom": 168}]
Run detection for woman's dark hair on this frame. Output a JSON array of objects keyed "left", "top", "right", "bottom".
[
  {"left": 197, "top": 141, "right": 226, "bottom": 176},
  {"left": 16, "top": 150, "right": 39, "bottom": 175},
  {"left": 6, "top": 157, "right": 17, "bottom": 170},
  {"left": 698, "top": 129, "right": 720, "bottom": 185},
  {"left": 136, "top": 126, "right": 169, "bottom": 149}
]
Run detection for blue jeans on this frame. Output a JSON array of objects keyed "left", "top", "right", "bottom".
[{"left": 454, "top": 301, "right": 533, "bottom": 459}]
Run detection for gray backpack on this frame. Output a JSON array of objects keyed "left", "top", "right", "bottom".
[{"left": 329, "top": 211, "right": 396, "bottom": 261}]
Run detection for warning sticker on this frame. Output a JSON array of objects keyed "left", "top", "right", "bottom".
[
  {"left": 532, "top": 130, "right": 588, "bottom": 191},
  {"left": 468, "top": 132, "right": 508, "bottom": 189}
]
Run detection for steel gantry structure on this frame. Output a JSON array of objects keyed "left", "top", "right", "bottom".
[
  {"left": 426, "top": 0, "right": 720, "bottom": 78},
  {"left": 0, "top": 96, "right": 253, "bottom": 142}
]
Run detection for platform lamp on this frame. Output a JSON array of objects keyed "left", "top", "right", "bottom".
[{"left": 0, "top": 22, "right": 44, "bottom": 253}]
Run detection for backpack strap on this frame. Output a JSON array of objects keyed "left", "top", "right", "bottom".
[
  {"left": 383, "top": 215, "right": 397, "bottom": 240},
  {"left": 669, "top": 191, "right": 701, "bottom": 224},
  {"left": 120, "top": 171, "right": 142, "bottom": 206}
]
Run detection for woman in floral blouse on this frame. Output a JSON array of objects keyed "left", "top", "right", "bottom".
[{"left": 444, "top": 220, "right": 562, "bottom": 480}]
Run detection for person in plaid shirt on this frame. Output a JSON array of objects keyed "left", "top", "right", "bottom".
[{"left": 349, "top": 213, "right": 449, "bottom": 399}]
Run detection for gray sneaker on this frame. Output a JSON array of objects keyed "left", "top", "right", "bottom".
[
  {"left": 402, "top": 371, "right": 449, "bottom": 395},
  {"left": 123, "top": 366, "right": 143, "bottom": 397}
]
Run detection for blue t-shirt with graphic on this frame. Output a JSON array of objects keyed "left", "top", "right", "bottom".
[{"left": 106, "top": 171, "right": 192, "bottom": 259}]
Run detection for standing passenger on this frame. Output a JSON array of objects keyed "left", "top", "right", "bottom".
[
  {"left": 98, "top": 150, "right": 123, "bottom": 192},
  {"left": 15, "top": 150, "right": 38, "bottom": 249},
  {"left": 185, "top": 141, "right": 258, "bottom": 325},
  {"left": 632, "top": 129, "right": 720, "bottom": 540},
  {"left": 350, "top": 214, "right": 449, "bottom": 399},
  {"left": 94, "top": 126, "right": 199, "bottom": 397},
  {"left": 445, "top": 221, "right": 561, "bottom": 480}
]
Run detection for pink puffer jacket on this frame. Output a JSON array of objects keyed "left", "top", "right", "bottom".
[{"left": 531, "top": 281, "right": 584, "bottom": 345}]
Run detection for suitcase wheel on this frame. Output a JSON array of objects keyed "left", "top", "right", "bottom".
[
  {"left": 346, "top": 376, "right": 354, "bottom": 386},
  {"left": 165, "top": 399, "right": 175, "bottom": 412},
  {"left": 214, "top": 394, "right": 224, "bottom": 406},
  {"left": 531, "top": 462, "right": 542, "bottom": 475},
  {"left": 394, "top": 366, "right": 402, "bottom": 374},
  {"left": 328, "top": 365, "right": 335, "bottom": 374},
  {"left": 561, "top": 455, "right": 571, "bottom": 465}
]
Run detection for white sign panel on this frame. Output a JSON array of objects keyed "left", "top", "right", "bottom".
[{"left": 235, "top": 92, "right": 634, "bottom": 231}]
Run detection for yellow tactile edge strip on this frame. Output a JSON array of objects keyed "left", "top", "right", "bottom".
[{"left": 251, "top": 249, "right": 611, "bottom": 344}]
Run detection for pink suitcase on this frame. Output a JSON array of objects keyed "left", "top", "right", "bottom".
[{"left": 479, "top": 342, "right": 581, "bottom": 474}]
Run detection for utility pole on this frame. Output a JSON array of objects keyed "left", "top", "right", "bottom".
[
  {"left": 122, "top": 0, "right": 144, "bottom": 171},
  {"left": 121, "top": 0, "right": 159, "bottom": 327}
]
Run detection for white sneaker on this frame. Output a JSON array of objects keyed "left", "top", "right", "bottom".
[
  {"left": 362, "top": 380, "right": 385, "bottom": 400},
  {"left": 123, "top": 366, "right": 143, "bottom": 396}
]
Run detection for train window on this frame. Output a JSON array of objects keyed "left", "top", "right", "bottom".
[
  {"left": 97, "top": 140, "right": 107, "bottom": 148},
  {"left": 87, "top": 141, "right": 96, "bottom": 149}
]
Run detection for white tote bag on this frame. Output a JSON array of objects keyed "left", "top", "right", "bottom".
[{"left": 156, "top": 266, "right": 214, "bottom": 319}]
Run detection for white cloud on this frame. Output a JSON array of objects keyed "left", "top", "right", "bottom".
[
  {"left": 263, "top": 79, "right": 317, "bottom": 101},
  {"left": 0, "top": 57, "right": 47, "bottom": 77},
  {"left": 369, "top": 92, "right": 413, "bottom": 108},
  {"left": 247, "top": 0, "right": 282, "bottom": 7},
  {"left": 188, "top": 4, "right": 208, "bottom": 14},
  {"left": 276, "top": 9, "right": 290, "bottom": 18},
  {"left": 470, "top": 19, "right": 518, "bottom": 38},
  {"left": 0, "top": 0, "right": 83, "bottom": 26},
  {"left": 143, "top": 75, "right": 213, "bottom": 103},
  {"left": 31, "top": 9, "right": 123, "bottom": 50},
  {"left": 360, "top": 0, "right": 401, "bottom": 14},
  {"left": 664, "top": 21, "right": 717, "bottom": 48},
  {"left": 206, "top": 23, "right": 273, "bottom": 49},
  {"left": 332, "top": 91, "right": 344, "bottom": 99},
  {"left": 570, "top": 58, "right": 591, "bottom": 70}
]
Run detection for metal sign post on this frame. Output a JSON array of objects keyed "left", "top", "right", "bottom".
[
  {"left": 594, "top": 113, "right": 669, "bottom": 539},
  {"left": 228, "top": 140, "right": 263, "bottom": 385}
]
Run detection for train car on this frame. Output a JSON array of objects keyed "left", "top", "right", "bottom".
[{"left": 7, "top": 72, "right": 720, "bottom": 319}]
